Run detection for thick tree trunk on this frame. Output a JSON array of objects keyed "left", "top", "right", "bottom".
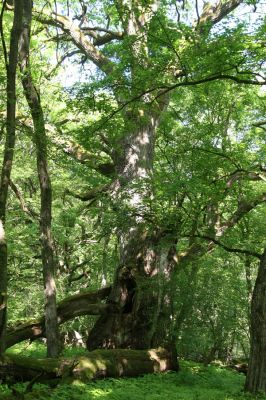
[
  {"left": 0, "top": 348, "right": 176, "bottom": 383},
  {"left": 18, "top": 0, "right": 59, "bottom": 357},
  {"left": 0, "top": 0, "right": 23, "bottom": 354},
  {"left": 6, "top": 286, "right": 111, "bottom": 348},
  {"left": 245, "top": 248, "right": 266, "bottom": 393},
  {"left": 87, "top": 110, "right": 177, "bottom": 356}
]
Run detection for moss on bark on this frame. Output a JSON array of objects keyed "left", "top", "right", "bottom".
[{"left": 1, "top": 348, "right": 178, "bottom": 383}]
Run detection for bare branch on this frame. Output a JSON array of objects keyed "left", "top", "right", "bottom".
[
  {"left": 65, "top": 183, "right": 111, "bottom": 201},
  {"left": 82, "top": 26, "right": 122, "bottom": 35},
  {"left": 46, "top": 49, "right": 82, "bottom": 78},
  {"left": 81, "top": 26, "right": 124, "bottom": 46},
  {"left": 93, "top": 32, "right": 124, "bottom": 46},
  {"left": 253, "top": 120, "right": 266, "bottom": 127},
  {"left": 225, "top": 169, "right": 266, "bottom": 188},
  {"left": 196, "top": 0, "right": 243, "bottom": 33},
  {"left": 220, "top": 192, "right": 266, "bottom": 233},
  {"left": 253, "top": 121, "right": 266, "bottom": 132},
  {"left": 194, "top": 234, "right": 262, "bottom": 259},
  {"left": 33, "top": 11, "right": 115, "bottom": 75},
  {"left": 6, "top": 286, "right": 112, "bottom": 347},
  {"left": 9, "top": 180, "right": 39, "bottom": 221}
]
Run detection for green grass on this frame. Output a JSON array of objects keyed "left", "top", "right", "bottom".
[
  {"left": 1, "top": 344, "right": 265, "bottom": 399},
  {"left": 5, "top": 341, "right": 87, "bottom": 358}
]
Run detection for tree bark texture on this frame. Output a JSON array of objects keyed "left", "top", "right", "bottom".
[
  {"left": 6, "top": 286, "right": 111, "bottom": 348},
  {"left": 18, "top": 0, "right": 59, "bottom": 358},
  {"left": 245, "top": 248, "right": 266, "bottom": 393},
  {"left": 0, "top": 348, "right": 177, "bottom": 383},
  {"left": 0, "top": 0, "right": 23, "bottom": 355},
  {"left": 87, "top": 109, "right": 178, "bottom": 351}
]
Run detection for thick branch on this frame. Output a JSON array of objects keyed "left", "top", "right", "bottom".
[
  {"left": 253, "top": 121, "right": 266, "bottom": 132},
  {"left": 253, "top": 121, "right": 266, "bottom": 127},
  {"left": 225, "top": 169, "right": 266, "bottom": 188},
  {"left": 66, "top": 183, "right": 111, "bottom": 201},
  {"left": 220, "top": 193, "right": 266, "bottom": 233},
  {"left": 52, "top": 136, "right": 115, "bottom": 176},
  {"left": 14, "top": 117, "right": 116, "bottom": 177},
  {"left": 196, "top": 0, "right": 243, "bottom": 32},
  {"left": 6, "top": 286, "right": 112, "bottom": 348},
  {"left": 81, "top": 26, "right": 124, "bottom": 46},
  {"left": 34, "top": 11, "right": 115, "bottom": 75}
]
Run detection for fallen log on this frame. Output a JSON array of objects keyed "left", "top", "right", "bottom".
[
  {"left": 0, "top": 348, "right": 178, "bottom": 383},
  {"left": 6, "top": 286, "right": 112, "bottom": 348}
]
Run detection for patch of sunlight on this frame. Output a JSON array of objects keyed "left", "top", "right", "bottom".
[
  {"left": 95, "top": 359, "right": 106, "bottom": 369},
  {"left": 69, "top": 379, "right": 86, "bottom": 386},
  {"left": 89, "top": 388, "right": 113, "bottom": 398},
  {"left": 6, "top": 342, "right": 46, "bottom": 358},
  {"left": 79, "top": 358, "right": 97, "bottom": 372},
  {"left": 214, "top": 367, "right": 227, "bottom": 374},
  {"left": 190, "top": 365, "right": 203, "bottom": 374},
  {"left": 6, "top": 346, "right": 21, "bottom": 355}
]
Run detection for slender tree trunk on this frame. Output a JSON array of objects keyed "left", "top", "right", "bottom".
[
  {"left": 18, "top": 0, "right": 59, "bottom": 358},
  {"left": 245, "top": 248, "right": 266, "bottom": 393},
  {"left": 0, "top": 0, "right": 23, "bottom": 355}
]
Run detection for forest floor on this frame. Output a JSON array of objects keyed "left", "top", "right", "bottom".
[{"left": 0, "top": 343, "right": 264, "bottom": 400}]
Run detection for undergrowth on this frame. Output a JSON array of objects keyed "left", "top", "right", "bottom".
[{"left": 0, "top": 343, "right": 265, "bottom": 399}]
